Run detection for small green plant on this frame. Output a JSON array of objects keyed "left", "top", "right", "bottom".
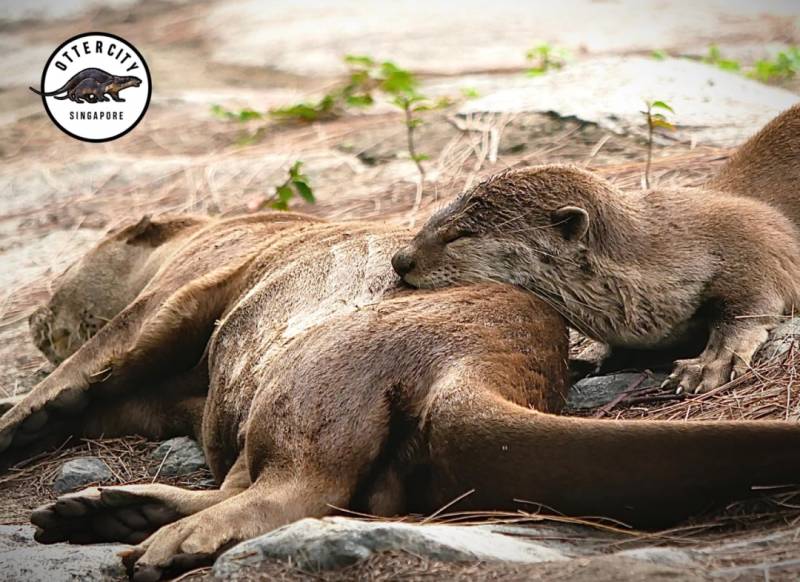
[
  {"left": 641, "top": 100, "right": 676, "bottom": 189},
  {"left": 395, "top": 93, "right": 430, "bottom": 181},
  {"left": 695, "top": 43, "right": 800, "bottom": 83},
  {"left": 269, "top": 95, "right": 337, "bottom": 122},
  {"left": 270, "top": 55, "right": 427, "bottom": 123},
  {"left": 210, "top": 105, "right": 268, "bottom": 145},
  {"left": 749, "top": 47, "right": 800, "bottom": 81},
  {"left": 212, "top": 55, "right": 443, "bottom": 205},
  {"left": 526, "top": 43, "right": 569, "bottom": 76},
  {"left": 650, "top": 49, "right": 669, "bottom": 61},
  {"left": 211, "top": 104, "right": 263, "bottom": 122},
  {"left": 333, "top": 56, "right": 437, "bottom": 185},
  {"left": 702, "top": 44, "right": 741, "bottom": 72},
  {"left": 254, "top": 161, "right": 315, "bottom": 211},
  {"left": 460, "top": 87, "right": 480, "bottom": 99}
]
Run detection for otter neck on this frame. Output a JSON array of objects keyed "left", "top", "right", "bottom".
[
  {"left": 583, "top": 187, "right": 652, "bottom": 262},
  {"left": 526, "top": 191, "right": 661, "bottom": 343}
]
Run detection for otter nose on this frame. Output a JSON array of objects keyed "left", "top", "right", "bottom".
[{"left": 391, "top": 251, "right": 416, "bottom": 277}]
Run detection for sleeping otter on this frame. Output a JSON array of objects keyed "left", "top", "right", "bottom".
[{"left": 393, "top": 104, "right": 800, "bottom": 395}]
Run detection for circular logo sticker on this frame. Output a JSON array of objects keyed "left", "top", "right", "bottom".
[{"left": 30, "top": 32, "right": 151, "bottom": 142}]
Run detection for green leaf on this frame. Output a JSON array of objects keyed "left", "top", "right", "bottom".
[
  {"left": 411, "top": 153, "right": 430, "bottom": 162},
  {"left": 460, "top": 87, "right": 480, "bottom": 98},
  {"left": 705, "top": 44, "right": 722, "bottom": 63},
  {"left": 651, "top": 49, "right": 668, "bottom": 60},
  {"left": 276, "top": 184, "right": 294, "bottom": 203},
  {"left": 526, "top": 43, "right": 550, "bottom": 60},
  {"left": 211, "top": 104, "right": 236, "bottom": 120},
  {"left": 292, "top": 180, "right": 315, "bottom": 203},
  {"left": 651, "top": 118, "right": 675, "bottom": 131},
  {"left": 237, "top": 108, "right": 263, "bottom": 122},
  {"left": 717, "top": 59, "right": 740, "bottom": 71},
  {"left": 288, "top": 161, "right": 303, "bottom": 179},
  {"left": 650, "top": 100, "right": 674, "bottom": 113},
  {"left": 526, "top": 67, "right": 546, "bottom": 77},
  {"left": 270, "top": 102, "right": 320, "bottom": 121},
  {"left": 747, "top": 48, "right": 799, "bottom": 82},
  {"left": 379, "top": 61, "right": 418, "bottom": 96},
  {"left": 270, "top": 199, "right": 289, "bottom": 211},
  {"left": 344, "top": 54, "right": 375, "bottom": 67},
  {"left": 407, "top": 118, "right": 424, "bottom": 129},
  {"left": 345, "top": 94, "right": 374, "bottom": 107}
]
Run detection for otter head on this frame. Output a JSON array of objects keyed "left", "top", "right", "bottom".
[
  {"left": 31, "top": 215, "right": 205, "bottom": 364},
  {"left": 117, "top": 76, "right": 142, "bottom": 90},
  {"left": 392, "top": 164, "right": 614, "bottom": 299}
]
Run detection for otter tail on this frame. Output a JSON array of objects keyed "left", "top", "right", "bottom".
[
  {"left": 428, "top": 391, "right": 800, "bottom": 529},
  {"left": 28, "top": 82, "right": 71, "bottom": 97},
  {"left": 707, "top": 103, "right": 800, "bottom": 226}
]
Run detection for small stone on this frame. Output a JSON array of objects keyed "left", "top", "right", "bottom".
[
  {"left": 213, "top": 517, "right": 569, "bottom": 578},
  {"left": 53, "top": 457, "right": 112, "bottom": 494},
  {"left": 566, "top": 372, "right": 667, "bottom": 411},
  {"left": 150, "top": 436, "right": 207, "bottom": 477},
  {"left": 755, "top": 317, "right": 800, "bottom": 364},
  {"left": 0, "top": 525, "right": 128, "bottom": 581},
  {"left": 459, "top": 57, "right": 798, "bottom": 147}
]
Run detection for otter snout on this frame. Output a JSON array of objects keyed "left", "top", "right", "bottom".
[{"left": 391, "top": 249, "right": 417, "bottom": 277}]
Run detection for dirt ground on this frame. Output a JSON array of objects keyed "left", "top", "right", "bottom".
[{"left": 2, "top": 0, "right": 800, "bottom": 580}]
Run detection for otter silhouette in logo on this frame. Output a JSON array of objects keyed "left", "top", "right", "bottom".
[{"left": 30, "top": 68, "right": 142, "bottom": 103}]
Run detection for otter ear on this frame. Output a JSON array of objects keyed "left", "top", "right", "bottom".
[
  {"left": 551, "top": 206, "right": 589, "bottom": 241},
  {"left": 119, "top": 215, "right": 167, "bottom": 247},
  {"left": 128, "top": 215, "right": 152, "bottom": 238}
]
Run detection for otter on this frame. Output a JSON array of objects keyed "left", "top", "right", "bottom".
[
  {"left": 29, "top": 68, "right": 142, "bottom": 103},
  {"left": 67, "top": 77, "right": 141, "bottom": 103},
  {"left": 393, "top": 104, "right": 800, "bottom": 395},
  {"left": 5, "top": 213, "right": 800, "bottom": 581},
  {"left": 68, "top": 78, "right": 107, "bottom": 103}
]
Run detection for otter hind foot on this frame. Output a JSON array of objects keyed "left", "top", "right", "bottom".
[
  {"left": 0, "top": 386, "right": 89, "bottom": 457},
  {"left": 31, "top": 485, "right": 188, "bottom": 545}
]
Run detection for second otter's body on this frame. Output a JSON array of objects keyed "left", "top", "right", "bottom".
[{"left": 394, "top": 104, "right": 800, "bottom": 394}]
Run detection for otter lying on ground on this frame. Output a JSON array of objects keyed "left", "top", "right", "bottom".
[
  {"left": 393, "top": 104, "right": 800, "bottom": 395},
  {"left": 4, "top": 213, "right": 800, "bottom": 580}
]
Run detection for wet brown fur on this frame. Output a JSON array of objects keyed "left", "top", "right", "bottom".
[
  {"left": 4, "top": 212, "right": 800, "bottom": 580},
  {"left": 395, "top": 104, "right": 800, "bottom": 394}
]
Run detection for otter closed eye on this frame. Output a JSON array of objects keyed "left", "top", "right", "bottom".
[{"left": 439, "top": 227, "right": 475, "bottom": 244}]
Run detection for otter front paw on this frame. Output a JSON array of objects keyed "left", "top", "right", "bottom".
[
  {"left": 121, "top": 514, "right": 222, "bottom": 581},
  {"left": 660, "top": 355, "right": 745, "bottom": 395}
]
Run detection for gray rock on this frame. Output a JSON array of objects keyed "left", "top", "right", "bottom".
[
  {"left": 615, "top": 547, "right": 697, "bottom": 568},
  {"left": 0, "top": 525, "right": 128, "bottom": 581},
  {"left": 567, "top": 372, "right": 667, "bottom": 410},
  {"left": 213, "top": 517, "right": 570, "bottom": 577},
  {"left": 755, "top": 317, "right": 800, "bottom": 363},
  {"left": 150, "top": 437, "right": 207, "bottom": 477},
  {"left": 53, "top": 457, "right": 112, "bottom": 494},
  {"left": 460, "top": 57, "right": 799, "bottom": 147}
]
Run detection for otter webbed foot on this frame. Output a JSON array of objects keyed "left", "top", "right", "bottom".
[
  {"left": 660, "top": 322, "right": 769, "bottom": 394},
  {"left": 31, "top": 485, "right": 182, "bottom": 545}
]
